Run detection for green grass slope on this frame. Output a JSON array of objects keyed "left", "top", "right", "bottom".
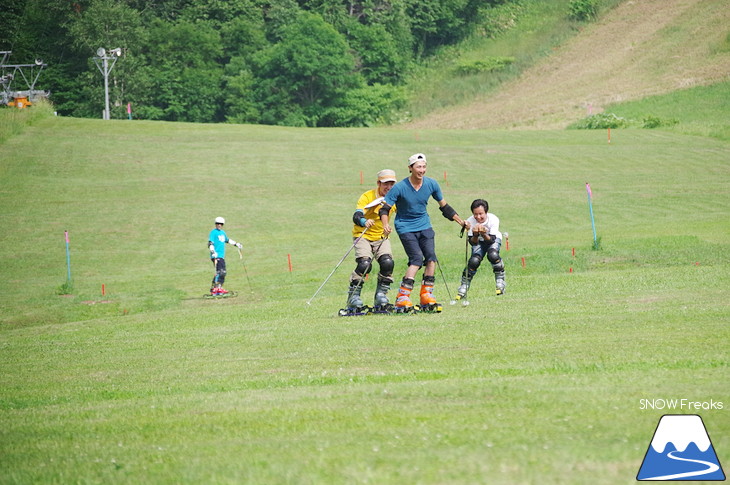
[
  {"left": 592, "top": 81, "right": 730, "bottom": 140},
  {"left": 0, "top": 115, "right": 728, "bottom": 483},
  {"left": 407, "top": 0, "right": 730, "bottom": 129}
]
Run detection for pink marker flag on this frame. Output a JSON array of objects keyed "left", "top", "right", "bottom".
[{"left": 586, "top": 183, "right": 593, "bottom": 198}]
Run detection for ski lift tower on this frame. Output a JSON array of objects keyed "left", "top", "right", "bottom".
[
  {"left": 0, "top": 51, "right": 49, "bottom": 108},
  {"left": 93, "top": 47, "right": 122, "bottom": 120}
]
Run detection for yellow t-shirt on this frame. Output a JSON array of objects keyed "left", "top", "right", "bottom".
[{"left": 352, "top": 188, "right": 396, "bottom": 241}]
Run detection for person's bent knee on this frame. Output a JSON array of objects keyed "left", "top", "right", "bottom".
[
  {"left": 377, "top": 254, "right": 394, "bottom": 276},
  {"left": 355, "top": 257, "right": 373, "bottom": 277}
]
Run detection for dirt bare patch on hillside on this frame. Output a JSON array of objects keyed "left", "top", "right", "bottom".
[{"left": 407, "top": 0, "right": 730, "bottom": 130}]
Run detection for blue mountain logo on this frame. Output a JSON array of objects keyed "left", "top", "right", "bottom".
[{"left": 637, "top": 414, "right": 725, "bottom": 481}]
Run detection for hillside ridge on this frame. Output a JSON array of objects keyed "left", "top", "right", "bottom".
[{"left": 406, "top": 0, "right": 730, "bottom": 130}]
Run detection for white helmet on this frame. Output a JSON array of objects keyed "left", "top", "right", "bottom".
[{"left": 215, "top": 217, "right": 225, "bottom": 225}]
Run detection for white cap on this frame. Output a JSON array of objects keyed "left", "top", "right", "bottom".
[
  {"left": 377, "top": 169, "right": 397, "bottom": 183},
  {"left": 215, "top": 217, "right": 225, "bottom": 225},
  {"left": 408, "top": 153, "right": 427, "bottom": 166}
]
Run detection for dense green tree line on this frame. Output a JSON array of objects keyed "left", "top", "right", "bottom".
[{"left": 1, "top": 0, "right": 510, "bottom": 126}]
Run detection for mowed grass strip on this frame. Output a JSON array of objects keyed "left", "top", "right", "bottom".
[{"left": 0, "top": 116, "right": 728, "bottom": 484}]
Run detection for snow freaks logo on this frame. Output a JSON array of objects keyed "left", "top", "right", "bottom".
[{"left": 637, "top": 414, "right": 726, "bottom": 481}]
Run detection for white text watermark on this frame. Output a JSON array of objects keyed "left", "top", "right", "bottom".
[{"left": 639, "top": 398, "right": 724, "bottom": 410}]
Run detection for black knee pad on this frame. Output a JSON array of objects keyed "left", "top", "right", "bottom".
[
  {"left": 487, "top": 248, "right": 501, "bottom": 265},
  {"left": 468, "top": 254, "right": 482, "bottom": 271},
  {"left": 355, "top": 257, "right": 372, "bottom": 277},
  {"left": 377, "top": 255, "right": 394, "bottom": 276}
]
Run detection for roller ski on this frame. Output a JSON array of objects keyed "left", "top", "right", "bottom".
[
  {"left": 338, "top": 280, "right": 370, "bottom": 316},
  {"left": 338, "top": 306, "right": 370, "bottom": 317},
  {"left": 453, "top": 294, "right": 469, "bottom": 306},
  {"left": 204, "top": 286, "right": 237, "bottom": 299},
  {"left": 416, "top": 303, "right": 443, "bottom": 313}
]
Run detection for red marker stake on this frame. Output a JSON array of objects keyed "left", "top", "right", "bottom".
[{"left": 287, "top": 254, "right": 293, "bottom": 272}]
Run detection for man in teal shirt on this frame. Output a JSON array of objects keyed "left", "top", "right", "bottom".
[{"left": 380, "top": 153, "right": 466, "bottom": 310}]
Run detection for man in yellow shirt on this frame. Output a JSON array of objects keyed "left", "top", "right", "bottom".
[{"left": 346, "top": 169, "right": 397, "bottom": 312}]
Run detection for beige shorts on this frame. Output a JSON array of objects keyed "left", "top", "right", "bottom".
[
  {"left": 350, "top": 237, "right": 393, "bottom": 281},
  {"left": 354, "top": 237, "right": 392, "bottom": 261}
]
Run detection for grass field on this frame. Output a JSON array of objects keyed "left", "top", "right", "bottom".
[
  {"left": 602, "top": 81, "right": 730, "bottom": 141},
  {"left": 0, "top": 113, "right": 728, "bottom": 483}
]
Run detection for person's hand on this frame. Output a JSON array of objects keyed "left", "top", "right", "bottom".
[
  {"left": 211, "top": 252, "right": 218, "bottom": 259},
  {"left": 382, "top": 224, "right": 392, "bottom": 236},
  {"left": 365, "top": 219, "right": 375, "bottom": 229},
  {"left": 236, "top": 242, "right": 242, "bottom": 249}
]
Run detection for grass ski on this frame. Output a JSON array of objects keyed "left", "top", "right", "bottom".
[{"left": 203, "top": 291, "right": 238, "bottom": 299}]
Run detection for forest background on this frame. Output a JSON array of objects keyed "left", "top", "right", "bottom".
[{"left": 0, "top": 0, "right": 604, "bottom": 127}]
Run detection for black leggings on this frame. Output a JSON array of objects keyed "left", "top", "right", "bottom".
[{"left": 211, "top": 258, "right": 227, "bottom": 286}]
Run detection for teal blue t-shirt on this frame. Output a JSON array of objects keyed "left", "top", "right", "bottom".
[
  {"left": 209, "top": 228, "right": 229, "bottom": 259},
  {"left": 384, "top": 176, "right": 443, "bottom": 233}
]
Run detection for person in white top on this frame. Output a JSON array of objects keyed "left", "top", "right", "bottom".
[{"left": 458, "top": 199, "right": 506, "bottom": 298}]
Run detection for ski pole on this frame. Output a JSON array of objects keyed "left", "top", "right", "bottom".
[
  {"left": 307, "top": 228, "right": 368, "bottom": 305},
  {"left": 460, "top": 224, "right": 469, "bottom": 280},
  {"left": 435, "top": 259, "right": 456, "bottom": 305},
  {"left": 238, "top": 247, "right": 254, "bottom": 293}
]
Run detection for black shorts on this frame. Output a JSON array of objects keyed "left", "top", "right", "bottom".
[{"left": 398, "top": 228, "right": 437, "bottom": 267}]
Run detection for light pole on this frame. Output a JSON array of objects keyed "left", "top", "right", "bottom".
[{"left": 93, "top": 47, "right": 121, "bottom": 120}]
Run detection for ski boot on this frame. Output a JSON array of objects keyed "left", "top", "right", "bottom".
[
  {"left": 419, "top": 277, "right": 442, "bottom": 313},
  {"left": 339, "top": 280, "right": 369, "bottom": 316},
  {"left": 393, "top": 279, "right": 416, "bottom": 313},
  {"left": 495, "top": 271, "right": 506, "bottom": 296},
  {"left": 455, "top": 270, "right": 474, "bottom": 305},
  {"left": 372, "top": 278, "right": 393, "bottom": 314}
]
